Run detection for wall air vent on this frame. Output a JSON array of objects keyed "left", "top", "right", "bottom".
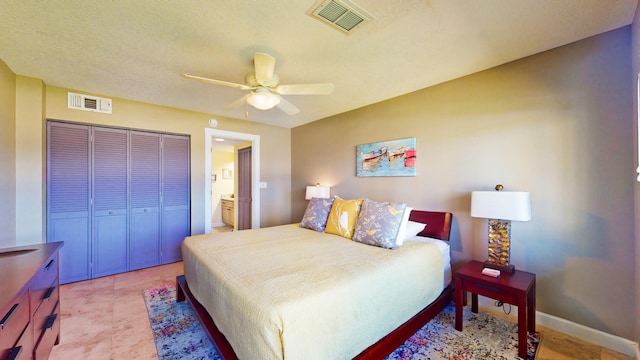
[
  {"left": 307, "top": 0, "right": 374, "bottom": 35},
  {"left": 68, "top": 92, "right": 112, "bottom": 114}
]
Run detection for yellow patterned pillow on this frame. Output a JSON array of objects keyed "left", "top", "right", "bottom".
[{"left": 324, "top": 197, "right": 364, "bottom": 239}]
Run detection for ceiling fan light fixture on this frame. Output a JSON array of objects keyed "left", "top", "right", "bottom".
[
  {"left": 247, "top": 88, "right": 280, "bottom": 110},
  {"left": 184, "top": 52, "right": 331, "bottom": 115}
]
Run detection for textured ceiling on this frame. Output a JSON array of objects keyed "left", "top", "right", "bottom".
[{"left": 0, "top": 0, "right": 636, "bottom": 128}]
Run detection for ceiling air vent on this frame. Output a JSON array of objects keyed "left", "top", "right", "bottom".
[
  {"left": 67, "top": 92, "right": 112, "bottom": 114},
  {"left": 307, "top": 0, "right": 374, "bottom": 35}
]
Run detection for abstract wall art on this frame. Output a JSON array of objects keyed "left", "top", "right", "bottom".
[{"left": 356, "top": 138, "right": 416, "bottom": 177}]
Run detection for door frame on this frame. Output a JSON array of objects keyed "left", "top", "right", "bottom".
[{"left": 204, "top": 128, "right": 260, "bottom": 232}]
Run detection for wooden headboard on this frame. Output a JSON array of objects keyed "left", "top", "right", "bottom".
[{"left": 408, "top": 210, "right": 453, "bottom": 241}]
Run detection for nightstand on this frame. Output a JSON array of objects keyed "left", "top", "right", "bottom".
[{"left": 454, "top": 260, "right": 536, "bottom": 359}]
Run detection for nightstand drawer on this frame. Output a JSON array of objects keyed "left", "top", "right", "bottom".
[{"left": 464, "top": 281, "right": 517, "bottom": 304}]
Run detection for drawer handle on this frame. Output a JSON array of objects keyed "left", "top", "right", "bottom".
[
  {"left": 0, "top": 303, "right": 19, "bottom": 330},
  {"left": 6, "top": 346, "right": 22, "bottom": 360},
  {"left": 45, "top": 313, "right": 58, "bottom": 330},
  {"left": 45, "top": 258, "right": 55, "bottom": 271},
  {"left": 44, "top": 286, "right": 56, "bottom": 300}
]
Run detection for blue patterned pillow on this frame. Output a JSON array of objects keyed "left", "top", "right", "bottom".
[
  {"left": 300, "top": 197, "right": 335, "bottom": 232},
  {"left": 352, "top": 198, "right": 406, "bottom": 249}
]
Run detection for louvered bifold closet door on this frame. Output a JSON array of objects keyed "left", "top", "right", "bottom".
[
  {"left": 47, "top": 122, "right": 91, "bottom": 284},
  {"left": 130, "top": 131, "right": 162, "bottom": 270},
  {"left": 92, "top": 127, "right": 129, "bottom": 278},
  {"left": 161, "top": 134, "right": 191, "bottom": 263}
]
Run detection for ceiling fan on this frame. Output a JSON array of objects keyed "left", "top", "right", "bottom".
[{"left": 182, "top": 53, "right": 334, "bottom": 115}]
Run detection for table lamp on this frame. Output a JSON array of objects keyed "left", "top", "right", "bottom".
[
  {"left": 471, "top": 184, "right": 531, "bottom": 273},
  {"left": 305, "top": 183, "right": 330, "bottom": 200}
]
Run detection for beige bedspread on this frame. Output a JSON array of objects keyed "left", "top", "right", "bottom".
[{"left": 182, "top": 224, "right": 444, "bottom": 360}]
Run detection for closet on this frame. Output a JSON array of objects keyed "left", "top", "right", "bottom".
[{"left": 46, "top": 121, "right": 190, "bottom": 284}]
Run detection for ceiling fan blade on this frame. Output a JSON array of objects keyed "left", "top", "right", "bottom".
[
  {"left": 276, "top": 96, "right": 300, "bottom": 115},
  {"left": 225, "top": 94, "right": 250, "bottom": 109},
  {"left": 275, "top": 83, "right": 335, "bottom": 95},
  {"left": 253, "top": 53, "right": 276, "bottom": 86},
  {"left": 182, "top": 73, "right": 254, "bottom": 90}
]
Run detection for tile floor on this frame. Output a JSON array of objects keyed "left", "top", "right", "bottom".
[
  {"left": 49, "top": 262, "right": 633, "bottom": 360},
  {"left": 49, "top": 262, "right": 183, "bottom": 360},
  {"left": 212, "top": 225, "right": 233, "bottom": 233}
]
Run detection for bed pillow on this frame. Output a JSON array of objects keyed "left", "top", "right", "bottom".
[
  {"left": 352, "top": 198, "right": 406, "bottom": 249},
  {"left": 394, "top": 207, "right": 413, "bottom": 247},
  {"left": 402, "top": 220, "right": 427, "bottom": 240},
  {"left": 324, "top": 197, "right": 363, "bottom": 239},
  {"left": 300, "top": 197, "right": 335, "bottom": 232}
]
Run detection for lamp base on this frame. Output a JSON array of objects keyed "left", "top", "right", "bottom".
[
  {"left": 483, "top": 260, "right": 515, "bottom": 273},
  {"left": 486, "top": 218, "right": 515, "bottom": 274}
]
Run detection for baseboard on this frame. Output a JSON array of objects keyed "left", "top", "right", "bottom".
[
  {"left": 212, "top": 222, "right": 226, "bottom": 227},
  {"left": 475, "top": 297, "right": 639, "bottom": 358},
  {"left": 536, "top": 311, "right": 638, "bottom": 358}
]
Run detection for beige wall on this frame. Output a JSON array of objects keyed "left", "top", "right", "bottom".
[
  {"left": 0, "top": 60, "right": 16, "bottom": 247},
  {"left": 11, "top": 82, "right": 291, "bottom": 246},
  {"left": 631, "top": 6, "right": 640, "bottom": 344},
  {"left": 15, "top": 77, "right": 45, "bottom": 243},
  {"left": 292, "top": 27, "right": 635, "bottom": 339}
]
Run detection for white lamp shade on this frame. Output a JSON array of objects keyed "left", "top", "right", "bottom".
[
  {"left": 305, "top": 185, "right": 330, "bottom": 200},
  {"left": 471, "top": 191, "right": 531, "bottom": 221}
]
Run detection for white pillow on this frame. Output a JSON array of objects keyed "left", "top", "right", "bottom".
[
  {"left": 398, "top": 220, "right": 427, "bottom": 245},
  {"left": 394, "top": 207, "right": 412, "bottom": 246}
]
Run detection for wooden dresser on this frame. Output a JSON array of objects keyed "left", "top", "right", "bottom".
[{"left": 0, "top": 242, "right": 63, "bottom": 360}]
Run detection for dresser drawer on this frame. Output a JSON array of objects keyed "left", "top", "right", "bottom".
[
  {"left": 3, "top": 321, "right": 34, "bottom": 360},
  {"left": 30, "top": 253, "right": 59, "bottom": 315},
  {"left": 0, "top": 242, "right": 63, "bottom": 360},
  {"left": 33, "top": 283, "right": 59, "bottom": 337},
  {"left": 0, "top": 287, "right": 30, "bottom": 352},
  {"left": 34, "top": 302, "right": 59, "bottom": 360}
]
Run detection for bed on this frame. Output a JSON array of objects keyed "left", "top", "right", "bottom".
[{"left": 177, "top": 209, "right": 453, "bottom": 360}]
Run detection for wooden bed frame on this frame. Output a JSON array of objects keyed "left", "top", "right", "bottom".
[{"left": 176, "top": 210, "right": 453, "bottom": 360}]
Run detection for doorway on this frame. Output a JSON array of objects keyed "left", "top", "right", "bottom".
[
  {"left": 204, "top": 128, "right": 260, "bottom": 233},
  {"left": 211, "top": 139, "right": 241, "bottom": 231}
]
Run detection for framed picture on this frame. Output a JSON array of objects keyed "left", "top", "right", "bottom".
[
  {"left": 356, "top": 138, "right": 416, "bottom": 177},
  {"left": 222, "top": 168, "right": 233, "bottom": 179}
]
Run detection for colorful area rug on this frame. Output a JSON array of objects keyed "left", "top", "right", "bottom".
[{"left": 143, "top": 283, "right": 540, "bottom": 360}]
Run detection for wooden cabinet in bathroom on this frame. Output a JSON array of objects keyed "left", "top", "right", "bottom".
[{"left": 221, "top": 199, "right": 234, "bottom": 227}]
